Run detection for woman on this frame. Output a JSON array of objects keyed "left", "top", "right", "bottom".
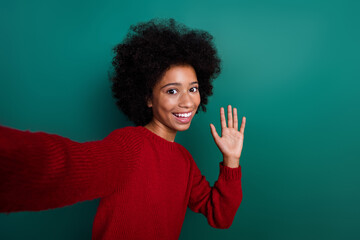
[{"left": 0, "top": 18, "right": 246, "bottom": 239}]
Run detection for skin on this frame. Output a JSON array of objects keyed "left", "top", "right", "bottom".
[{"left": 145, "top": 64, "right": 246, "bottom": 168}]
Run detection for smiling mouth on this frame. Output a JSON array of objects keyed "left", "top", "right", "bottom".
[{"left": 172, "top": 112, "right": 193, "bottom": 118}]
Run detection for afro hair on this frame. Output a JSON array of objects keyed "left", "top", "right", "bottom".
[{"left": 110, "top": 17, "right": 221, "bottom": 126}]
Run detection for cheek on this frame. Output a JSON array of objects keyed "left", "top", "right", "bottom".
[
  {"left": 195, "top": 94, "right": 201, "bottom": 106},
  {"left": 158, "top": 98, "right": 178, "bottom": 113}
]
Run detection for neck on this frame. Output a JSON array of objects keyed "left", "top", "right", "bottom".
[{"left": 144, "top": 120, "right": 177, "bottom": 142}]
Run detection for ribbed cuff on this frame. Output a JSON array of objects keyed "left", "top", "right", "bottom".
[{"left": 219, "top": 161, "right": 242, "bottom": 181}]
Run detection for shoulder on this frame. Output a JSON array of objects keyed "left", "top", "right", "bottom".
[
  {"left": 174, "top": 142, "right": 194, "bottom": 160},
  {"left": 103, "top": 126, "right": 144, "bottom": 145},
  {"left": 107, "top": 126, "right": 141, "bottom": 135}
]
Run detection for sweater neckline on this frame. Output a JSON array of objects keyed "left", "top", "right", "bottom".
[{"left": 137, "top": 126, "right": 179, "bottom": 148}]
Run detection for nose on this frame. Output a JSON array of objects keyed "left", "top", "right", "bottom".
[{"left": 178, "top": 92, "right": 194, "bottom": 109}]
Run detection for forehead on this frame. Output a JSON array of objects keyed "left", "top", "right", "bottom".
[{"left": 158, "top": 64, "right": 198, "bottom": 85}]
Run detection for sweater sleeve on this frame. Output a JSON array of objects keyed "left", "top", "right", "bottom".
[
  {"left": 187, "top": 154, "right": 243, "bottom": 229},
  {"left": 0, "top": 125, "right": 143, "bottom": 213}
]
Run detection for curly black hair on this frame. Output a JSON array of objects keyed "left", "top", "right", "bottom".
[{"left": 110, "top": 17, "right": 221, "bottom": 126}]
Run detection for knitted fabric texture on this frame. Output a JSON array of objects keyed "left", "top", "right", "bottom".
[{"left": 0, "top": 125, "right": 243, "bottom": 239}]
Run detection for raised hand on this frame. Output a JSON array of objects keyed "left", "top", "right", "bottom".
[{"left": 210, "top": 105, "right": 246, "bottom": 168}]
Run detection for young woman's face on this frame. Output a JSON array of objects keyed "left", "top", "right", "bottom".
[{"left": 147, "top": 64, "right": 201, "bottom": 133}]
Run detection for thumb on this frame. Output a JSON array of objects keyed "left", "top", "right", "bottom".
[{"left": 210, "top": 124, "right": 220, "bottom": 143}]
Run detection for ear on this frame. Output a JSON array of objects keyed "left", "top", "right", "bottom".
[{"left": 147, "top": 97, "right": 152, "bottom": 108}]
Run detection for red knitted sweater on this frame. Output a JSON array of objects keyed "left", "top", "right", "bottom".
[{"left": 0, "top": 125, "right": 243, "bottom": 239}]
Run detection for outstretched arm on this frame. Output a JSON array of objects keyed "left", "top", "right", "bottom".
[
  {"left": 188, "top": 105, "right": 246, "bottom": 228},
  {"left": 0, "top": 126, "right": 143, "bottom": 213}
]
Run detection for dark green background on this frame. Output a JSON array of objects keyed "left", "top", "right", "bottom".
[{"left": 1, "top": 0, "right": 359, "bottom": 239}]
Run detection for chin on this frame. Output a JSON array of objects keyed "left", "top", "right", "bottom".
[
  {"left": 172, "top": 120, "right": 194, "bottom": 131},
  {"left": 175, "top": 125, "right": 191, "bottom": 132}
]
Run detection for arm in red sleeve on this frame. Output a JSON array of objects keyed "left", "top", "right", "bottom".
[
  {"left": 0, "top": 125, "right": 143, "bottom": 213},
  {"left": 187, "top": 154, "right": 243, "bottom": 229}
]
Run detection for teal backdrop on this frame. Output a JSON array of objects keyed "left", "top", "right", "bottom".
[{"left": 1, "top": 0, "right": 359, "bottom": 239}]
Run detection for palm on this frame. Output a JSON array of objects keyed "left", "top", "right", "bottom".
[{"left": 210, "top": 105, "right": 246, "bottom": 160}]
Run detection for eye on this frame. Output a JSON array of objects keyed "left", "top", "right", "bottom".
[
  {"left": 190, "top": 87, "right": 199, "bottom": 93},
  {"left": 167, "top": 89, "right": 178, "bottom": 94}
]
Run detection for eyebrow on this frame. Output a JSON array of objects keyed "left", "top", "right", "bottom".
[{"left": 160, "top": 81, "right": 199, "bottom": 89}]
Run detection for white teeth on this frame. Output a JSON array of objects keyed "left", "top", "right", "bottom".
[{"left": 174, "top": 112, "right": 192, "bottom": 118}]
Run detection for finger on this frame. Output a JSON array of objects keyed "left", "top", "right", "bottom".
[
  {"left": 240, "top": 117, "right": 246, "bottom": 134},
  {"left": 210, "top": 123, "right": 220, "bottom": 142},
  {"left": 234, "top": 108, "right": 238, "bottom": 130},
  {"left": 220, "top": 107, "right": 226, "bottom": 129},
  {"left": 228, "top": 105, "right": 233, "bottom": 128}
]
